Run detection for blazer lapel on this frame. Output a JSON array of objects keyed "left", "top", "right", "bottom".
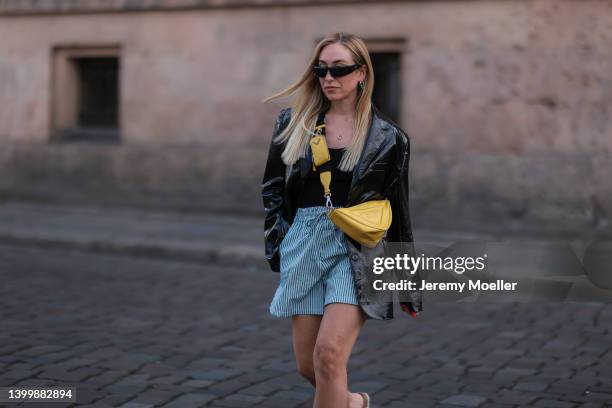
[
  {"left": 349, "top": 108, "right": 386, "bottom": 191},
  {"left": 345, "top": 106, "right": 389, "bottom": 206}
]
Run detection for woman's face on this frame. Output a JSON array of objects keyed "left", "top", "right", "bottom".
[{"left": 317, "top": 42, "right": 366, "bottom": 102}]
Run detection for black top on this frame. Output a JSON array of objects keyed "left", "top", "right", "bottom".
[{"left": 296, "top": 147, "right": 354, "bottom": 208}]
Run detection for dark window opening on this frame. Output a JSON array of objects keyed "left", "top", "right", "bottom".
[
  {"left": 62, "top": 57, "right": 120, "bottom": 142},
  {"left": 371, "top": 52, "right": 401, "bottom": 125},
  {"left": 77, "top": 57, "right": 118, "bottom": 127}
]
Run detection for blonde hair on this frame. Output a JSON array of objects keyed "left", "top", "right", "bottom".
[{"left": 261, "top": 32, "right": 374, "bottom": 172}]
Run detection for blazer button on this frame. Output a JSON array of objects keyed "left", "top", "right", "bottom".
[{"left": 351, "top": 253, "right": 359, "bottom": 261}]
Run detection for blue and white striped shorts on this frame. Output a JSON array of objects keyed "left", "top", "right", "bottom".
[{"left": 269, "top": 205, "right": 359, "bottom": 317}]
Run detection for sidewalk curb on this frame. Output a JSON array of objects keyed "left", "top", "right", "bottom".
[{"left": 0, "top": 232, "right": 267, "bottom": 270}]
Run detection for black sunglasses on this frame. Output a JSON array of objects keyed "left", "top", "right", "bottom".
[{"left": 313, "top": 63, "right": 362, "bottom": 78}]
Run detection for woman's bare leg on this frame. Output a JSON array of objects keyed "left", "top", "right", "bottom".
[
  {"left": 292, "top": 313, "right": 367, "bottom": 407},
  {"left": 292, "top": 315, "right": 322, "bottom": 386},
  {"left": 312, "top": 303, "right": 367, "bottom": 408}
]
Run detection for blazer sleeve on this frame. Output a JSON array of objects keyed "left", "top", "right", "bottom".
[
  {"left": 385, "top": 127, "right": 424, "bottom": 316},
  {"left": 386, "top": 127, "right": 414, "bottom": 244},
  {"left": 261, "top": 108, "right": 291, "bottom": 272}
]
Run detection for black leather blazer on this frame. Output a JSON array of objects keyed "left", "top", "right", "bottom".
[{"left": 261, "top": 103, "right": 423, "bottom": 320}]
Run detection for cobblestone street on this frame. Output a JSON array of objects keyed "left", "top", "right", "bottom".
[{"left": 1, "top": 242, "right": 611, "bottom": 407}]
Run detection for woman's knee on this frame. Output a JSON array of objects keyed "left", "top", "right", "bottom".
[{"left": 313, "top": 339, "right": 345, "bottom": 380}]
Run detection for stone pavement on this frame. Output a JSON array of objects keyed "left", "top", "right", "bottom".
[
  {"left": 0, "top": 200, "right": 611, "bottom": 407},
  {"left": 0, "top": 200, "right": 268, "bottom": 269}
]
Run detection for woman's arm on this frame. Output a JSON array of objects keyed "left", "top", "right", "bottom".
[{"left": 261, "top": 108, "right": 291, "bottom": 272}]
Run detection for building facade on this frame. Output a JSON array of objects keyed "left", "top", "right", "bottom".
[{"left": 0, "top": 0, "right": 610, "bottom": 236}]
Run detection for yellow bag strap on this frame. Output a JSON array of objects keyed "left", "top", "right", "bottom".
[{"left": 309, "top": 111, "right": 334, "bottom": 208}]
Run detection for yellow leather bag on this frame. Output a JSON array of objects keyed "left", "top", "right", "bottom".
[{"left": 309, "top": 113, "right": 392, "bottom": 248}]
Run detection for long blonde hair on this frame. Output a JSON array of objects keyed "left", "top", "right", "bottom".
[{"left": 261, "top": 32, "right": 374, "bottom": 172}]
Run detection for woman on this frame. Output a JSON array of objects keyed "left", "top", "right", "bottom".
[{"left": 261, "top": 32, "right": 423, "bottom": 408}]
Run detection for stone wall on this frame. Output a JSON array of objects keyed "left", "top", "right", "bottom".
[
  {"left": 0, "top": 0, "right": 610, "bottom": 237},
  {"left": 0, "top": 0, "right": 373, "bottom": 15}
]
